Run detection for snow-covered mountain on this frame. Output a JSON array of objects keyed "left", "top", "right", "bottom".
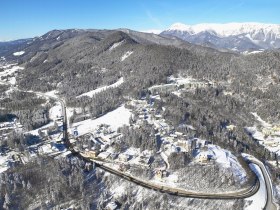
[{"left": 161, "top": 22, "right": 280, "bottom": 52}]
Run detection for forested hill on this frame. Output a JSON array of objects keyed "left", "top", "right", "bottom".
[{"left": 2, "top": 29, "right": 280, "bottom": 123}]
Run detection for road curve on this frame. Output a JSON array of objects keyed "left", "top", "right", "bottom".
[
  {"left": 1, "top": 66, "right": 277, "bottom": 208},
  {"left": 54, "top": 97, "right": 263, "bottom": 200},
  {"left": 248, "top": 158, "right": 278, "bottom": 210}
]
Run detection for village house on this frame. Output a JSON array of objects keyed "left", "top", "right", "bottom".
[
  {"left": 118, "top": 153, "right": 130, "bottom": 162},
  {"left": 155, "top": 169, "right": 168, "bottom": 179},
  {"left": 84, "top": 149, "right": 99, "bottom": 158},
  {"left": 197, "top": 152, "right": 212, "bottom": 163}
]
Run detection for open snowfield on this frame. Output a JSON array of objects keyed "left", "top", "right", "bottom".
[
  {"left": 72, "top": 105, "right": 132, "bottom": 136},
  {"left": 13, "top": 51, "right": 25, "bottom": 56},
  {"left": 77, "top": 77, "right": 124, "bottom": 98},
  {"left": 49, "top": 102, "right": 62, "bottom": 120}
]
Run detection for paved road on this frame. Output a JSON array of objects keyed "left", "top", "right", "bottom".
[
  {"left": 56, "top": 98, "right": 262, "bottom": 200},
  {"left": 249, "top": 158, "right": 278, "bottom": 210},
  {"left": 28, "top": 88, "right": 279, "bottom": 208}
]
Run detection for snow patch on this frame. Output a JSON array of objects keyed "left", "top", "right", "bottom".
[
  {"left": 121, "top": 51, "right": 133, "bottom": 61},
  {"left": 13, "top": 51, "right": 25, "bottom": 56},
  {"left": 251, "top": 112, "right": 271, "bottom": 127},
  {"left": 77, "top": 77, "right": 124, "bottom": 98},
  {"left": 49, "top": 103, "right": 62, "bottom": 121},
  {"left": 109, "top": 40, "right": 124, "bottom": 51}
]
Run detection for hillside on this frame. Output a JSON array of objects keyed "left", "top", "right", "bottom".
[{"left": 0, "top": 28, "right": 280, "bottom": 209}]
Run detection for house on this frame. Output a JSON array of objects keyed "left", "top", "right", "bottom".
[
  {"left": 84, "top": 150, "right": 99, "bottom": 158},
  {"left": 264, "top": 140, "right": 279, "bottom": 147},
  {"left": 139, "top": 155, "right": 152, "bottom": 165},
  {"left": 155, "top": 169, "right": 168, "bottom": 179},
  {"left": 118, "top": 153, "right": 130, "bottom": 162},
  {"left": 105, "top": 201, "right": 119, "bottom": 210},
  {"left": 197, "top": 152, "right": 212, "bottom": 163},
  {"left": 98, "top": 152, "right": 110, "bottom": 160},
  {"left": 226, "top": 124, "right": 236, "bottom": 131},
  {"left": 118, "top": 163, "right": 130, "bottom": 172},
  {"left": 108, "top": 153, "right": 119, "bottom": 160},
  {"left": 177, "top": 140, "right": 191, "bottom": 152}
]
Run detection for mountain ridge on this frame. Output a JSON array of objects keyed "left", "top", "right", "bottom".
[{"left": 161, "top": 22, "right": 280, "bottom": 52}]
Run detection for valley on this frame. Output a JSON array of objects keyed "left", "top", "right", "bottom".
[{"left": 0, "top": 27, "right": 280, "bottom": 209}]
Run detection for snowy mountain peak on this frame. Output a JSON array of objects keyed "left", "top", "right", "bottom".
[
  {"left": 162, "top": 22, "right": 280, "bottom": 51},
  {"left": 167, "top": 22, "right": 280, "bottom": 37}
]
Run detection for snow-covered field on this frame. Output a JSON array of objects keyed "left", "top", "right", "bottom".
[
  {"left": 49, "top": 102, "right": 62, "bottom": 120},
  {"left": 77, "top": 77, "right": 124, "bottom": 98},
  {"left": 72, "top": 105, "right": 132, "bottom": 136}
]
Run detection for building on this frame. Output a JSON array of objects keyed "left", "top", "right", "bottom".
[
  {"left": 84, "top": 150, "right": 99, "bottom": 158},
  {"left": 139, "top": 155, "right": 152, "bottom": 165},
  {"left": 155, "top": 169, "right": 168, "bottom": 179},
  {"left": 264, "top": 140, "right": 279, "bottom": 147},
  {"left": 226, "top": 124, "right": 236, "bottom": 131},
  {"left": 197, "top": 152, "right": 212, "bottom": 163},
  {"left": 105, "top": 201, "right": 119, "bottom": 210},
  {"left": 118, "top": 153, "right": 130, "bottom": 162},
  {"left": 149, "top": 84, "right": 177, "bottom": 95},
  {"left": 118, "top": 163, "right": 130, "bottom": 172}
]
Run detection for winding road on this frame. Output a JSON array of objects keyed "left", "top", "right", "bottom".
[
  {"left": 54, "top": 96, "right": 279, "bottom": 209},
  {"left": 2, "top": 81, "right": 276, "bottom": 209}
]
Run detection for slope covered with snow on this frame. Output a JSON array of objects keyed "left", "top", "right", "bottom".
[
  {"left": 77, "top": 77, "right": 124, "bottom": 98},
  {"left": 167, "top": 22, "right": 280, "bottom": 38},
  {"left": 162, "top": 22, "right": 280, "bottom": 51}
]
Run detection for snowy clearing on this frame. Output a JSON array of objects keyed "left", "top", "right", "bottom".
[
  {"left": 109, "top": 40, "right": 124, "bottom": 51},
  {"left": 72, "top": 105, "right": 132, "bottom": 136},
  {"left": 13, "top": 51, "right": 25, "bottom": 56},
  {"left": 121, "top": 51, "right": 133, "bottom": 61},
  {"left": 77, "top": 77, "right": 124, "bottom": 98},
  {"left": 196, "top": 144, "right": 247, "bottom": 182},
  {"left": 49, "top": 102, "right": 62, "bottom": 120}
]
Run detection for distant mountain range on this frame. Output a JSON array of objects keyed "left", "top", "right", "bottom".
[{"left": 161, "top": 22, "right": 280, "bottom": 52}]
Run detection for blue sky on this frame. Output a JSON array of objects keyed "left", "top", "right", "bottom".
[{"left": 1, "top": 0, "right": 280, "bottom": 40}]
